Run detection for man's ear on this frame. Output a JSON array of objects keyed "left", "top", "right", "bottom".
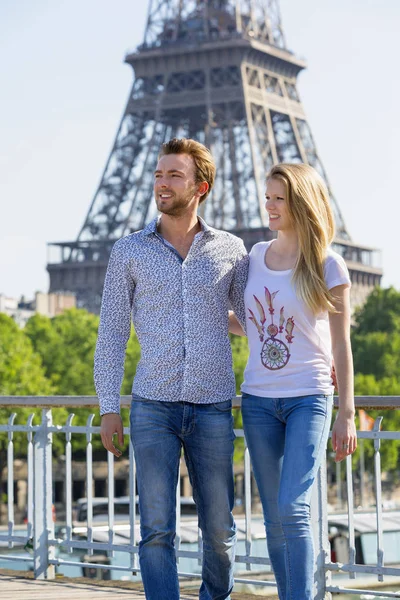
[{"left": 198, "top": 181, "right": 209, "bottom": 197}]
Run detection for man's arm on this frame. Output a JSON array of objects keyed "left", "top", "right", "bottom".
[
  {"left": 228, "top": 241, "right": 249, "bottom": 333},
  {"left": 94, "top": 240, "right": 135, "bottom": 456}
]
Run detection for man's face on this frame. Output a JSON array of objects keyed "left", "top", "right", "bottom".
[{"left": 154, "top": 153, "right": 201, "bottom": 216}]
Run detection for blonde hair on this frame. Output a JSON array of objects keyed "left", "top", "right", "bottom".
[
  {"left": 159, "top": 138, "right": 216, "bottom": 203},
  {"left": 267, "top": 163, "right": 336, "bottom": 314}
]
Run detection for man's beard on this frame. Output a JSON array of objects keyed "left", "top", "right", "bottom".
[{"left": 156, "top": 186, "right": 197, "bottom": 216}]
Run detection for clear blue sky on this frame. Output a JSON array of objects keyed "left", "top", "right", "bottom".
[{"left": 1, "top": 0, "right": 399, "bottom": 299}]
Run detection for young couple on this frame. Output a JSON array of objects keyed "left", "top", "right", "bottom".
[{"left": 95, "top": 138, "right": 357, "bottom": 600}]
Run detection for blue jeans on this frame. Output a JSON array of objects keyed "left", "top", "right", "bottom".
[
  {"left": 130, "top": 397, "right": 236, "bottom": 600},
  {"left": 242, "top": 393, "right": 333, "bottom": 600}
]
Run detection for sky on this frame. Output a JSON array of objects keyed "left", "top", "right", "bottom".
[{"left": 1, "top": 0, "right": 399, "bottom": 299}]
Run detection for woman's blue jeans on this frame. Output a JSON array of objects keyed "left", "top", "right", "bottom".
[
  {"left": 130, "top": 397, "right": 236, "bottom": 600},
  {"left": 242, "top": 393, "right": 333, "bottom": 600}
]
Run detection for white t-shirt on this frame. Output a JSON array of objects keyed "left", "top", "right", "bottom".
[{"left": 241, "top": 241, "right": 351, "bottom": 398}]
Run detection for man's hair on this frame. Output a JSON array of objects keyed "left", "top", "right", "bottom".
[{"left": 159, "top": 138, "right": 216, "bottom": 203}]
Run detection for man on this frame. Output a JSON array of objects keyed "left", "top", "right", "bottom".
[{"left": 95, "top": 138, "right": 248, "bottom": 600}]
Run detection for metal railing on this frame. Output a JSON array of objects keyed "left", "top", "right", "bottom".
[{"left": 1, "top": 396, "right": 400, "bottom": 599}]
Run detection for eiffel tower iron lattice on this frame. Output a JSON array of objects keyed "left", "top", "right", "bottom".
[{"left": 47, "top": 0, "right": 382, "bottom": 313}]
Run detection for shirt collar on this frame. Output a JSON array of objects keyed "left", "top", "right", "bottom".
[{"left": 143, "top": 215, "right": 215, "bottom": 237}]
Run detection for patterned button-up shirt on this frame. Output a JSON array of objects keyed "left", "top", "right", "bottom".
[{"left": 94, "top": 217, "right": 249, "bottom": 415}]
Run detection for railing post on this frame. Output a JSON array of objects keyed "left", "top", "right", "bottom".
[
  {"left": 312, "top": 455, "right": 332, "bottom": 600},
  {"left": 33, "top": 409, "right": 55, "bottom": 579}
]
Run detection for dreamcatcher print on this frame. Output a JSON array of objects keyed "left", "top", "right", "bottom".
[{"left": 248, "top": 287, "right": 295, "bottom": 370}]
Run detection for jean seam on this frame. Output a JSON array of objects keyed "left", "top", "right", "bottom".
[
  {"left": 285, "top": 525, "right": 293, "bottom": 600},
  {"left": 283, "top": 397, "right": 332, "bottom": 600}
]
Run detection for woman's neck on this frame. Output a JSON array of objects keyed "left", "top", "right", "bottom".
[{"left": 272, "top": 231, "right": 299, "bottom": 259}]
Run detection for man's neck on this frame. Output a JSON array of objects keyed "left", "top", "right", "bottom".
[{"left": 157, "top": 212, "right": 201, "bottom": 243}]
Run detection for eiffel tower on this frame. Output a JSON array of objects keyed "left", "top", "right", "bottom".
[{"left": 47, "top": 0, "right": 382, "bottom": 314}]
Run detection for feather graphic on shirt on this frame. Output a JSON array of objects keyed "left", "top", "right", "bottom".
[
  {"left": 253, "top": 295, "right": 266, "bottom": 326},
  {"left": 264, "top": 287, "right": 279, "bottom": 315},
  {"left": 248, "top": 308, "right": 264, "bottom": 341},
  {"left": 285, "top": 317, "right": 295, "bottom": 343},
  {"left": 279, "top": 307, "right": 285, "bottom": 333}
]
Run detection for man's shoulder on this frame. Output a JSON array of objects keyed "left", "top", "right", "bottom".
[
  {"left": 113, "top": 228, "right": 150, "bottom": 252},
  {"left": 208, "top": 227, "right": 247, "bottom": 251}
]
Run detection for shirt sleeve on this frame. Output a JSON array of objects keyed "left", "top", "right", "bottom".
[
  {"left": 324, "top": 252, "right": 351, "bottom": 291},
  {"left": 228, "top": 239, "right": 249, "bottom": 332},
  {"left": 94, "top": 240, "right": 135, "bottom": 416}
]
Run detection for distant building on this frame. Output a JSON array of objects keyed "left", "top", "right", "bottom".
[{"left": 0, "top": 291, "right": 76, "bottom": 327}]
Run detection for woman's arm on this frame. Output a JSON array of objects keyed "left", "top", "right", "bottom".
[
  {"left": 329, "top": 284, "right": 357, "bottom": 462},
  {"left": 229, "top": 311, "right": 246, "bottom": 336}
]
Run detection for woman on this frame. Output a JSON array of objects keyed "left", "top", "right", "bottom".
[{"left": 230, "top": 163, "right": 357, "bottom": 600}]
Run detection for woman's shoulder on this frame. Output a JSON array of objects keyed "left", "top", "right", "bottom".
[
  {"left": 324, "top": 248, "right": 351, "bottom": 288},
  {"left": 324, "top": 248, "right": 347, "bottom": 269},
  {"left": 250, "top": 240, "right": 273, "bottom": 259}
]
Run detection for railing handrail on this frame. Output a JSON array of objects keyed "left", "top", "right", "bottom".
[{"left": 1, "top": 395, "right": 400, "bottom": 409}]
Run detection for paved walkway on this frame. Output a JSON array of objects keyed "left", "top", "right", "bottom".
[
  {"left": 0, "top": 572, "right": 198, "bottom": 600},
  {"left": 0, "top": 570, "right": 275, "bottom": 599}
]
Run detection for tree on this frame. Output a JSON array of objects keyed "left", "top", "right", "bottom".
[
  {"left": 229, "top": 334, "right": 249, "bottom": 463},
  {"left": 25, "top": 309, "right": 143, "bottom": 454},
  {"left": 0, "top": 314, "right": 55, "bottom": 520},
  {"left": 353, "top": 374, "right": 400, "bottom": 476},
  {"left": 25, "top": 309, "right": 99, "bottom": 395},
  {"left": 352, "top": 331, "right": 400, "bottom": 379},
  {"left": 352, "top": 287, "right": 400, "bottom": 380},
  {"left": 353, "top": 287, "right": 400, "bottom": 336},
  {"left": 0, "top": 314, "right": 54, "bottom": 397}
]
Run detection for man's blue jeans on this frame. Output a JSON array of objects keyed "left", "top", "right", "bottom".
[
  {"left": 130, "top": 397, "right": 236, "bottom": 600},
  {"left": 242, "top": 393, "right": 333, "bottom": 600}
]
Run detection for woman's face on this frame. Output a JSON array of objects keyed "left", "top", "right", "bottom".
[{"left": 265, "top": 178, "right": 293, "bottom": 232}]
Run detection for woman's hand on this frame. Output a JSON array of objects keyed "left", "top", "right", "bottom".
[{"left": 331, "top": 411, "right": 357, "bottom": 462}]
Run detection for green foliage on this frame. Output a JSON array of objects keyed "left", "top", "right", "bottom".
[
  {"left": 352, "top": 331, "right": 400, "bottom": 379},
  {"left": 0, "top": 313, "right": 54, "bottom": 397},
  {"left": 25, "top": 309, "right": 99, "bottom": 395},
  {"left": 353, "top": 287, "right": 400, "bottom": 336},
  {"left": 330, "top": 287, "right": 400, "bottom": 478},
  {"left": 230, "top": 334, "right": 249, "bottom": 394},
  {"left": 23, "top": 309, "right": 142, "bottom": 454},
  {"left": 352, "top": 287, "right": 400, "bottom": 380},
  {"left": 121, "top": 334, "right": 142, "bottom": 395},
  {"left": 229, "top": 334, "right": 249, "bottom": 463},
  {"left": 350, "top": 357, "right": 400, "bottom": 478},
  {"left": 0, "top": 314, "right": 61, "bottom": 483}
]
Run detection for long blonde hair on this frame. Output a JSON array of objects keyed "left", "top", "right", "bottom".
[{"left": 266, "top": 163, "right": 336, "bottom": 314}]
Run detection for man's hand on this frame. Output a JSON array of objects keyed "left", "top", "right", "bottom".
[{"left": 100, "top": 413, "right": 124, "bottom": 457}]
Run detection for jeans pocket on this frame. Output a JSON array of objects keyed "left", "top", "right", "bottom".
[{"left": 212, "top": 400, "right": 233, "bottom": 412}]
